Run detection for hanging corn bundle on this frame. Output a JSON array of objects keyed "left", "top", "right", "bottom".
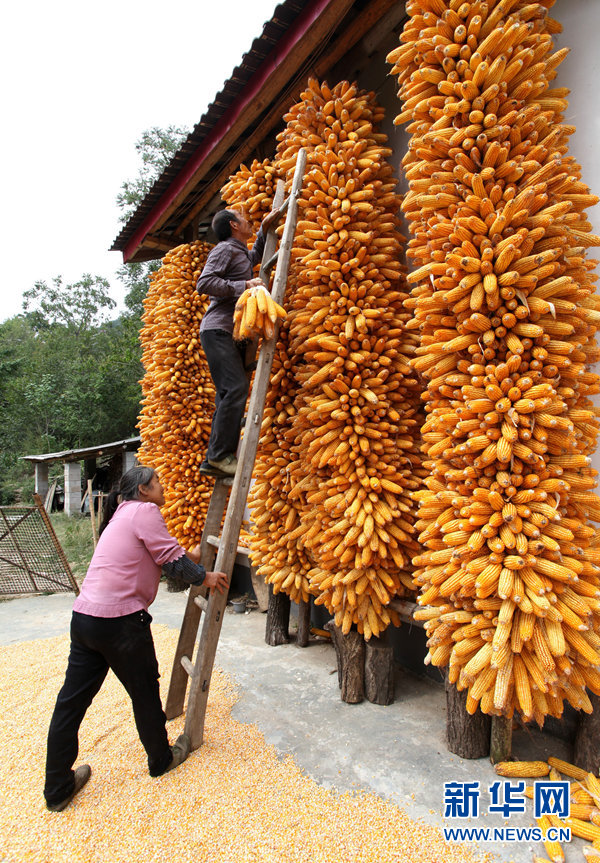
[
  {"left": 248, "top": 78, "right": 424, "bottom": 638},
  {"left": 138, "top": 241, "right": 216, "bottom": 547},
  {"left": 389, "top": 0, "right": 600, "bottom": 722},
  {"left": 221, "top": 158, "right": 279, "bottom": 241}
]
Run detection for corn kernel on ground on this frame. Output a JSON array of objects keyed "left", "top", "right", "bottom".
[{"left": 0, "top": 627, "right": 490, "bottom": 863}]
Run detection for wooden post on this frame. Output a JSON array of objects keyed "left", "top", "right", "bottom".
[
  {"left": 296, "top": 597, "right": 311, "bottom": 647},
  {"left": 250, "top": 566, "right": 269, "bottom": 612},
  {"left": 265, "top": 585, "right": 291, "bottom": 645},
  {"left": 88, "top": 480, "right": 98, "bottom": 548},
  {"left": 490, "top": 715, "right": 512, "bottom": 764},
  {"left": 324, "top": 621, "right": 365, "bottom": 703},
  {"left": 365, "top": 631, "right": 394, "bottom": 705},
  {"left": 573, "top": 693, "right": 600, "bottom": 773},
  {"left": 445, "top": 676, "right": 491, "bottom": 759}
]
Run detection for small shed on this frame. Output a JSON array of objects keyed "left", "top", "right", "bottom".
[{"left": 21, "top": 437, "right": 140, "bottom": 515}]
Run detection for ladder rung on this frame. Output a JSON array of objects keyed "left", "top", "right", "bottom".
[
  {"left": 181, "top": 655, "right": 195, "bottom": 677},
  {"left": 279, "top": 195, "right": 290, "bottom": 215},
  {"left": 263, "top": 250, "right": 279, "bottom": 271},
  {"left": 206, "top": 534, "right": 250, "bottom": 558},
  {"left": 194, "top": 594, "right": 208, "bottom": 612}
]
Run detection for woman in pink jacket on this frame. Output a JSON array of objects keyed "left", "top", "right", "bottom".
[{"left": 44, "top": 466, "right": 228, "bottom": 811}]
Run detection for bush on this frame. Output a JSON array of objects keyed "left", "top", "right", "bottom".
[{"left": 50, "top": 513, "right": 95, "bottom": 582}]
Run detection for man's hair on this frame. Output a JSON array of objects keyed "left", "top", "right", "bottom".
[{"left": 212, "top": 209, "right": 240, "bottom": 241}]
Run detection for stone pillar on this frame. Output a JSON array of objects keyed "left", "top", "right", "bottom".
[
  {"left": 34, "top": 463, "right": 49, "bottom": 499},
  {"left": 64, "top": 461, "right": 82, "bottom": 516},
  {"left": 123, "top": 450, "right": 137, "bottom": 475}
]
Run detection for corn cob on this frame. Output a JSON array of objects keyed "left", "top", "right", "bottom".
[
  {"left": 495, "top": 760, "right": 550, "bottom": 778},
  {"left": 390, "top": 0, "right": 600, "bottom": 721},
  {"left": 536, "top": 814, "right": 565, "bottom": 863},
  {"left": 562, "top": 817, "right": 600, "bottom": 842},
  {"left": 548, "top": 757, "right": 589, "bottom": 781},
  {"left": 138, "top": 241, "right": 215, "bottom": 547},
  {"left": 248, "top": 77, "right": 423, "bottom": 635}
]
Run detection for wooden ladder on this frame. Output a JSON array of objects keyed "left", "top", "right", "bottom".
[{"left": 165, "top": 149, "right": 307, "bottom": 750}]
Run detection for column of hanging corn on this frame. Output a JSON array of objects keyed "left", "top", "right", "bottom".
[
  {"left": 388, "top": 0, "right": 600, "bottom": 723},
  {"left": 138, "top": 241, "right": 216, "bottom": 548},
  {"left": 248, "top": 78, "right": 424, "bottom": 639},
  {"left": 221, "top": 158, "right": 279, "bottom": 240}
]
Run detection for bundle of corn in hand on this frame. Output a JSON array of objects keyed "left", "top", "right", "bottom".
[
  {"left": 138, "top": 241, "right": 216, "bottom": 548},
  {"left": 248, "top": 78, "right": 424, "bottom": 638},
  {"left": 389, "top": 0, "right": 600, "bottom": 721},
  {"left": 233, "top": 283, "right": 287, "bottom": 341}
]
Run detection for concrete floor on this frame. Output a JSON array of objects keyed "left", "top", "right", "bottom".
[{"left": 0, "top": 586, "right": 584, "bottom": 863}]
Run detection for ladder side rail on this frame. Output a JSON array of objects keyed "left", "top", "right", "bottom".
[
  {"left": 165, "top": 478, "right": 231, "bottom": 719},
  {"left": 258, "top": 179, "right": 285, "bottom": 285},
  {"left": 184, "top": 150, "right": 306, "bottom": 748},
  {"left": 268, "top": 149, "right": 306, "bottom": 306},
  {"left": 244, "top": 180, "right": 286, "bottom": 374}
]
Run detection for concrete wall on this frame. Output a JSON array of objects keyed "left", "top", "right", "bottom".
[{"left": 63, "top": 461, "right": 82, "bottom": 517}]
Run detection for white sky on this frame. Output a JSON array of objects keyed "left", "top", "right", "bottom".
[{"left": 0, "top": 0, "right": 278, "bottom": 323}]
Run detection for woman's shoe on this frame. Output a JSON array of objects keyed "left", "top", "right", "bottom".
[{"left": 46, "top": 764, "right": 91, "bottom": 811}]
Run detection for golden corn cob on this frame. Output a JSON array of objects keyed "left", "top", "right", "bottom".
[
  {"left": 536, "top": 814, "right": 565, "bottom": 863},
  {"left": 548, "top": 757, "right": 589, "bottom": 781},
  {"left": 495, "top": 760, "right": 550, "bottom": 778}
]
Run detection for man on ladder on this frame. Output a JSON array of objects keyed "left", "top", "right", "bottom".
[
  {"left": 166, "top": 150, "right": 307, "bottom": 752},
  {"left": 197, "top": 207, "right": 281, "bottom": 478}
]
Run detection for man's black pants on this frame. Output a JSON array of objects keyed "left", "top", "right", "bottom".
[
  {"left": 44, "top": 610, "right": 172, "bottom": 807},
  {"left": 200, "top": 328, "right": 249, "bottom": 462}
]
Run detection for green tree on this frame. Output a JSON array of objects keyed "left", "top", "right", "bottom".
[
  {"left": 116, "top": 125, "right": 189, "bottom": 315},
  {"left": 116, "top": 259, "right": 160, "bottom": 319},
  {"left": 116, "top": 125, "right": 188, "bottom": 223},
  {"left": 23, "top": 274, "right": 115, "bottom": 332}
]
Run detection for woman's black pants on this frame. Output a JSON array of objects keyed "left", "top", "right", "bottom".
[{"left": 44, "top": 610, "right": 172, "bottom": 807}]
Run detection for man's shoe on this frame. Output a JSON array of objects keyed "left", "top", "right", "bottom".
[
  {"left": 199, "top": 461, "right": 227, "bottom": 477},
  {"left": 164, "top": 734, "right": 191, "bottom": 773},
  {"left": 207, "top": 455, "right": 238, "bottom": 476},
  {"left": 46, "top": 764, "right": 91, "bottom": 812}
]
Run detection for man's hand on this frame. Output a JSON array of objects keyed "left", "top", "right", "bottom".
[
  {"left": 261, "top": 207, "right": 282, "bottom": 233},
  {"left": 187, "top": 544, "right": 202, "bottom": 564},
  {"left": 204, "top": 571, "right": 229, "bottom": 593},
  {"left": 245, "top": 276, "right": 265, "bottom": 290}
]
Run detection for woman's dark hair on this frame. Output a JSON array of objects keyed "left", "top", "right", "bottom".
[
  {"left": 98, "top": 465, "right": 156, "bottom": 536},
  {"left": 212, "top": 209, "right": 239, "bottom": 241}
]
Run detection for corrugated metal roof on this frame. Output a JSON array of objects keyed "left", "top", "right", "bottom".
[
  {"left": 111, "top": 0, "right": 306, "bottom": 259},
  {"left": 21, "top": 437, "right": 141, "bottom": 464},
  {"left": 111, "top": 0, "right": 404, "bottom": 263}
]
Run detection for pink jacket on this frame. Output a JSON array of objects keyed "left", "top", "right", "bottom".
[{"left": 73, "top": 500, "right": 185, "bottom": 617}]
